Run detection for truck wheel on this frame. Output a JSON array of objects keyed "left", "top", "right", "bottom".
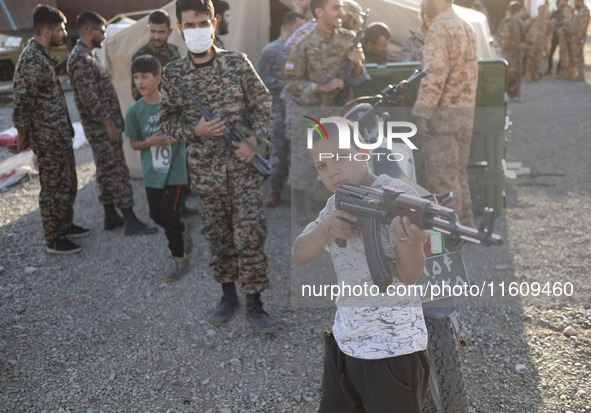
[
  {"left": 422, "top": 315, "right": 469, "bottom": 413},
  {"left": 0, "top": 61, "right": 15, "bottom": 81}
]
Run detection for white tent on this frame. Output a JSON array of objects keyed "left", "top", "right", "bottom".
[{"left": 103, "top": 0, "right": 494, "bottom": 177}]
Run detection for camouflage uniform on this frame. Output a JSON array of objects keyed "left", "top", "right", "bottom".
[
  {"left": 500, "top": 17, "right": 525, "bottom": 98},
  {"left": 284, "top": 20, "right": 316, "bottom": 54},
  {"left": 131, "top": 41, "right": 180, "bottom": 100},
  {"left": 412, "top": 8, "right": 478, "bottom": 225},
  {"left": 284, "top": 26, "right": 356, "bottom": 192},
  {"left": 256, "top": 37, "right": 289, "bottom": 194},
  {"left": 557, "top": 5, "right": 574, "bottom": 79},
  {"left": 525, "top": 6, "right": 551, "bottom": 81},
  {"left": 568, "top": 5, "right": 590, "bottom": 80},
  {"left": 12, "top": 39, "right": 77, "bottom": 243},
  {"left": 400, "top": 28, "right": 426, "bottom": 62},
  {"left": 67, "top": 40, "right": 134, "bottom": 209},
  {"left": 158, "top": 48, "right": 272, "bottom": 293}
]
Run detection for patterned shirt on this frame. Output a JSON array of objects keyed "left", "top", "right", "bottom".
[
  {"left": 67, "top": 40, "right": 124, "bottom": 131},
  {"left": 158, "top": 49, "right": 272, "bottom": 164},
  {"left": 304, "top": 175, "right": 428, "bottom": 359},
  {"left": 12, "top": 39, "right": 74, "bottom": 151},
  {"left": 284, "top": 26, "right": 356, "bottom": 107},
  {"left": 400, "top": 29, "right": 426, "bottom": 62},
  {"left": 131, "top": 41, "right": 181, "bottom": 100}
]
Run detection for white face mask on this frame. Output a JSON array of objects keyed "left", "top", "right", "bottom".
[{"left": 183, "top": 26, "right": 213, "bottom": 54}]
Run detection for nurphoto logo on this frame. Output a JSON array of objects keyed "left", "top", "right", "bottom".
[{"left": 304, "top": 116, "right": 418, "bottom": 151}]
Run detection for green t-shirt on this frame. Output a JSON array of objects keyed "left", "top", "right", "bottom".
[{"left": 125, "top": 98, "right": 188, "bottom": 188}]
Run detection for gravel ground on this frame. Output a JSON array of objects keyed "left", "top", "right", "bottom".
[{"left": 1, "top": 45, "right": 590, "bottom": 412}]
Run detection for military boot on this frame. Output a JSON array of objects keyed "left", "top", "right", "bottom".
[
  {"left": 103, "top": 204, "right": 124, "bottom": 230},
  {"left": 211, "top": 282, "right": 239, "bottom": 322},
  {"left": 246, "top": 292, "right": 278, "bottom": 333},
  {"left": 121, "top": 207, "right": 158, "bottom": 236}
]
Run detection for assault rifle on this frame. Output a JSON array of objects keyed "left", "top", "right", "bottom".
[
  {"left": 335, "top": 184, "right": 502, "bottom": 291},
  {"left": 336, "top": 8, "right": 371, "bottom": 107},
  {"left": 355, "top": 67, "right": 431, "bottom": 129},
  {"left": 177, "top": 82, "right": 273, "bottom": 177}
]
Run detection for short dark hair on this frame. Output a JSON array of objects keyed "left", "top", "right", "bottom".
[
  {"left": 508, "top": 2, "right": 523, "bottom": 14},
  {"left": 131, "top": 55, "right": 162, "bottom": 76},
  {"left": 310, "top": 0, "right": 330, "bottom": 18},
  {"left": 365, "top": 22, "right": 391, "bottom": 44},
  {"left": 283, "top": 11, "right": 306, "bottom": 27},
  {"left": 149, "top": 10, "right": 171, "bottom": 28},
  {"left": 76, "top": 11, "right": 107, "bottom": 30},
  {"left": 33, "top": 4, "right": 66, "bottom": 35},
  {"left": 212, "top": 0, "right": 230, "bottom": 16},
  {"left": 176, "top": 0, "right": 214, "bottom": 24}
]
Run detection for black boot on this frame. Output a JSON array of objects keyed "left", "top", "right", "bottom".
[
  {"left": 121, "top": 207, "right": 158, "bottom": 236},
  {"left": 103, "top": 204, "right": 124, "bottom": 230},
  {"left": 211, "top": 282, "right": 239, "bottom": 322},
  {"left": 246, "top": 292, "right": 278, "bottom": 333}
]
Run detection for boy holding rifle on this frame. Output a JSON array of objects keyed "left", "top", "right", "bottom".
[
  {"left": 292, "top": 118, "right": 430, "bottom": 412},
  {"left": 158, "top": 0, "right": 276, "bottom": 333}
]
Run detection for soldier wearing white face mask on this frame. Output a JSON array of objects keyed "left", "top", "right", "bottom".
[{"left": 159, "top": 0, "right": 277, "bottom": 334}]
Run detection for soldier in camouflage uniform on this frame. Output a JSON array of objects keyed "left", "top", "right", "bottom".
[
  {"left": 568, "top": 0, "right": 590, "bottom": 81},
  {"left": 557, "top": 3, "right": 574, "bottom": 79},
  {"left": 284, "top": 0, "right": 365, "bottom": 220},
  {"left": 524, "top": 4, "right": 551, "bottom": 82},
  {"left": 159, "top": 0, "right": 276, "bottom": 333},
  {"left": 11, "top": 5, "right": 90, "bottom": 254},
  {"left": 68, "top": 11, "right": 157, "bottom": 236},
  {"left": 413, "top": 0, "right": 478, "bottom": 227},
  {"left": 401, "top": 27, "right": 426, "bottom": 62},
  {"left": 257, "top": 11, "right": 306, "bottom": 208},
  {"left": 500, "top": 3, "right": 530, "bottom": 101},
  {"left": 131, "top": 10, "right": 181, "bottom": 101}
]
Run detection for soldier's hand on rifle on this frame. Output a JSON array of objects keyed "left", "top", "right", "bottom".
[
  {"left": 102, "top": 118, "right": 121, "bottom": 144},
  {"left": 322, "top": 211, "right": 357, "bottom": 241},
  {"left": 348, "top": 47, "right": 365, "bottom": 75},
  {"left": 232, "top": 136, "right": 257, "bottom": 163},
  {"left": 316, "top": 78, "right": 345, "bottom": 93},
  {"left": 194, "top": 116, "right": 226, "bottom": 137},
  {"left": 391, "top": 216, "right": 428, "bottom": 246}
]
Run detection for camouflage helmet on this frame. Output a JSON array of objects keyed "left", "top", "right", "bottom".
[{"left": 343, "top": 0, "right": 362, "bottom": 25}]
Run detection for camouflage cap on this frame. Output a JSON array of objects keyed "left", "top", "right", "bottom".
[{"left": 343, "top": 0, "right": 362, "bottom": 23}]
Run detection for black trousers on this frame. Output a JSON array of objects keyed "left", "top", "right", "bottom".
[
  {"left": 145, "top": 185, "right": 186, "bottom": 257},
  {"left": 319, "top": 331, "right": 430, "bottom": 413}
]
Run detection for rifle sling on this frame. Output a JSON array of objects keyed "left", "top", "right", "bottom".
[{"left": 233, "top": 124, "right": 273, "bottom": 156}]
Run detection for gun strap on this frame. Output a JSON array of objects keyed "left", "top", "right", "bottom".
[{"left": 233, "top": 124, "right": 273, "bottom": 156}]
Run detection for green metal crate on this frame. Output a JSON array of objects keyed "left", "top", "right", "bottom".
[
  {"left": 469, "top": 131, "right": 507, "bottom": 173},
  {"left": 467, "top": 170, "right": 505, "bottom": 217}
]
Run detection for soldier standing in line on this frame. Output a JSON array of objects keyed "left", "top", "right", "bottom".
[
  {"left": 557, "top": 1, "right": 574, "bottom": 79},
  {"left": 545, "top": 0, "right": 567, "bottom": 75},
  {"left": 257, "top": 11, "right": 306, "bottom": 208},
  {"left": 413, "top": 0, "right": 478, "bottom": 227},
  {"left": 568, "top": 0, "right": 590, "bottom": 81},
  {"left": 131, "top": 10, "right": 181, "bottom": 101},
  {"left": 212, "top": 0, "right": 230, "bottom": 49},
  {"left": 11, "top": 5, "right": 90, "bottom": 254},
  {"left": 68, "top": 11, "right": 158, "bottom": 236},
  {"left": 500, "top": 2, "right": 530, "bottom": 102},
  {"left": 159, "top": 0, "right": 277, "bottom": 333},
  {"left": 524, "top": 4, "right": 551, "bottom": 82},
  {"left": 283, "top": 0, "right": 365, "bottom": 222}
]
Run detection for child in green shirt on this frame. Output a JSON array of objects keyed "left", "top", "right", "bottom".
[{"left": 125, "top": 55, "right": 192, "bottom": 281}]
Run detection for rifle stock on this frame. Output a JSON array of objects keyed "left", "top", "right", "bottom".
[{"left": 177, "top": 82, "right": 273, "bottom": 176}]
